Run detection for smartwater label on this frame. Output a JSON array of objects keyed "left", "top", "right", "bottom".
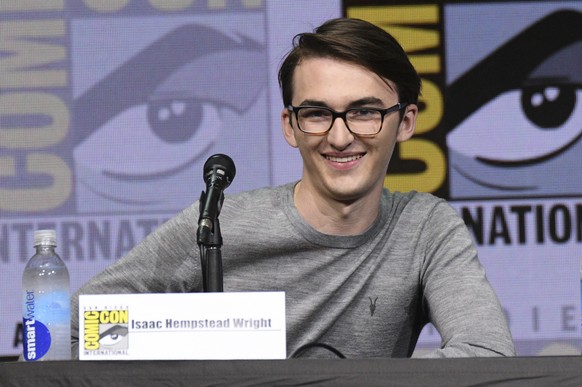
[
  {"left": 23, "top": 290, "right": 51, "bottom": 361},
  {"left": 22, "top": 290, "right": 70, "bottom": 361}
]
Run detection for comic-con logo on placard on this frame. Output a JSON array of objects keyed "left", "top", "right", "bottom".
[
  {"left": 446, "top": 10, "right": 582, "bottom": 199},
  {"left": 83, "top": 309, "right": 129, "bottom": 355}
]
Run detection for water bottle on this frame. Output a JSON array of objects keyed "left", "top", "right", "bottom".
[{"left": 22, "top": 229, "right": 71, "bottom": 361}]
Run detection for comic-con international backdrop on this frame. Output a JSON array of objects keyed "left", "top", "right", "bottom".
[{"left": 1, "top": 0, "right": 580, "bottom": 357}]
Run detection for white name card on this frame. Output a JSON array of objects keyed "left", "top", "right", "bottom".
[{"left": 78, "top": 292, "right": 286, "bottom": 360}]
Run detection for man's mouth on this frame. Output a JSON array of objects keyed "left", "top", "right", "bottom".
[{"left": 324, "top": 154, "right": 364, "bottom": 163}]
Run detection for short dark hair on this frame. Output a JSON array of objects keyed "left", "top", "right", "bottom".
[{"left": 278, "top": 18, "right": 421, "bottom": 107}]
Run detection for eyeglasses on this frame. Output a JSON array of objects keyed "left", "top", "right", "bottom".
[{"left": 287, "top": 103, "right": 408, "bottom": 136}]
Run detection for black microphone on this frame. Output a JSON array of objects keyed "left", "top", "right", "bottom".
[{"left": 197, "top": 154, "right": 236, "bottom": 244}]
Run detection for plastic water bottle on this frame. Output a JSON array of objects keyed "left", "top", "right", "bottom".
[{"left": 22, "top": 230, "right": 71, "bottom": 361}]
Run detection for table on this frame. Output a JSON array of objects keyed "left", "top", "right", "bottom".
[{"left": 1, "top": 356, "right": 582, "bottom": 386}]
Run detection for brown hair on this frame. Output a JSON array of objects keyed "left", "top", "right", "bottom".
[{"left": 278, "top": 18, "right": 421, "bottom": 107}]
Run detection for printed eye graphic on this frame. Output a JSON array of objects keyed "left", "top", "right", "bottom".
[
  {"left": 445, "top": 10, "right": 582, "bottom": 199},
  {"left": 521, "top": 85, "right": 577, "bottom": 129},
  {"left": 82, "top": 98, "right": 222, "bottom": 177},
  {"left": 147, "top": 98, "right": 205, "bottom": 143},
  {"left": 73, "top": 24, "right": 265, "bottom": 177},
  {"left": 99, "top": 324, "right": 128, "bottom": 347},
  {"left": 72, "top": 23, "right": 265, "bottom": 209},
  {"left": 447, "top": 86, "right": 582, "bottom": 163}
]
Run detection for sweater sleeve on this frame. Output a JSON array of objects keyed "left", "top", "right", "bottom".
[
  {"left": 70, "top": 202, "right": 202, "bottom": 358},
  {"left": 418, "top": 200, "right": 516, "bottom": 357}
]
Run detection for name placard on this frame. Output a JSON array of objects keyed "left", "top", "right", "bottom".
[{"left": 78, "top": 292, "right": 286, "bottom": 360}]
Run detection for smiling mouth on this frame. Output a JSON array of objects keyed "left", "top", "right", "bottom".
[{"left": 324, "top": 154, "right": 364, "bottom": 163}]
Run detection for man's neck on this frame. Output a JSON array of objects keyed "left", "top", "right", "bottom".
[{"left": 293, "top": 181, "right": 382, "bottom": 236}]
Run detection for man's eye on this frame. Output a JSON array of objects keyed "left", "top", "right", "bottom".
[
  {"left": 302, "top": 109, "right": 329, "bottom": 119},
  {"left": 350, "top": 109, "right": 379, "bottom": 119}
]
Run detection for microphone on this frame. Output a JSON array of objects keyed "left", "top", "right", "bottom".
[{"left": 197, "top": 154, "right": 236, "bottom": 244}]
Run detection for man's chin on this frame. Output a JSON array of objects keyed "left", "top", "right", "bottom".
[{"left": 326, "top": 184, "right": 370, "bottom": 204}]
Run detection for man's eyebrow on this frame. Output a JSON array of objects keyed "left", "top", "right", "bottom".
[
  {"left": 346, "top": 97, "right": 384, "bottom": 108},
  {"left": 297, "top": 97, "right": 385, "bottom": 108},
  {"left": 297, "top": 99, "right": 327, "bottom": 107}
]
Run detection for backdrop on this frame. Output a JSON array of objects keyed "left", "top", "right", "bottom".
[{"left": 1, "top": 0, "right": 581, "bottom": 357}]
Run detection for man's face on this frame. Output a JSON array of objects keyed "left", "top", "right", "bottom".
[{"left": 281, "top": 57, "right": 417, "bottom": 205}]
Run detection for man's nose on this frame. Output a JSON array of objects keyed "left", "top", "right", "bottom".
[{"left": 326, "top": 116, "right": 355, "bottom": 149}]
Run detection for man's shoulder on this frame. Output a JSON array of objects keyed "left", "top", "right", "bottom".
[
  {"left": 384, "top": 190, "right": 460, "bottom": 228},
  {"left": 222, "top": 183, "right": 293, "bottom": 212},
  {"left": 229, "top": 183, "right": 291, "bottom": 200},
  {"left": 386, "top": 189, "right": 446, "bottom": 210}
]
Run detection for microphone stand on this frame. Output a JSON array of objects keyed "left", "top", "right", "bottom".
[
  {"left": 197, "top": 191, "right": 224, "bottom": 292},
  {"left": 203, "top": 218, "right": 223, "bottom": 292}
]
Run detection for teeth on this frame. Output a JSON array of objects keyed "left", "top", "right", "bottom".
[{"left": 325, "top": 154, "right": 362, "bottom": 163}]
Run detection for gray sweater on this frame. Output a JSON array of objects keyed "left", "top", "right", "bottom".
[{"left": 71, "top": 183, "right": 515, "bottom": 358}]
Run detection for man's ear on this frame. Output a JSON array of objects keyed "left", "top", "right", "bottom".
[
  {"left": 396, "top": 103, "right": 418, "bottom": 142},
  {"left": 281, "top": 107, "right": 298, "bottom": 148}
]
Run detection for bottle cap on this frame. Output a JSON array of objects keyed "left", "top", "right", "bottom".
[{"left": 34, "top": 229, "right": 57, "bottom": 247}]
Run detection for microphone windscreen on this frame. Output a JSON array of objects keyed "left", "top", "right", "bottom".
[{"left": 203, "top": 154, "right": 236, "bottom": 186}]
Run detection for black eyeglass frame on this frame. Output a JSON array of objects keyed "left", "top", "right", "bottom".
[{"left": 287, "top": 102, "right": 408, "bottom": 136}]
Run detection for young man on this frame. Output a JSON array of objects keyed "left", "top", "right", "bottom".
[{"left": 71, "top": 18, "right": 515, "bottom": 358}]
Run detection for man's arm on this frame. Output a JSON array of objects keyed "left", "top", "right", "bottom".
[
  {"left": 419, "top": 200, "right": 515, "bottom": 357},
  {"left": 70, "top": 203, "right": 201, "bottom": 358}
]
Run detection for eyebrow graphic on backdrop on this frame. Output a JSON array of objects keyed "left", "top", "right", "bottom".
[
  {"left": 445, "top": 10, "right": 582, "bottom": 199},
  {"left": 72, "top": 24, "right": 266, "bottom": 211}
]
